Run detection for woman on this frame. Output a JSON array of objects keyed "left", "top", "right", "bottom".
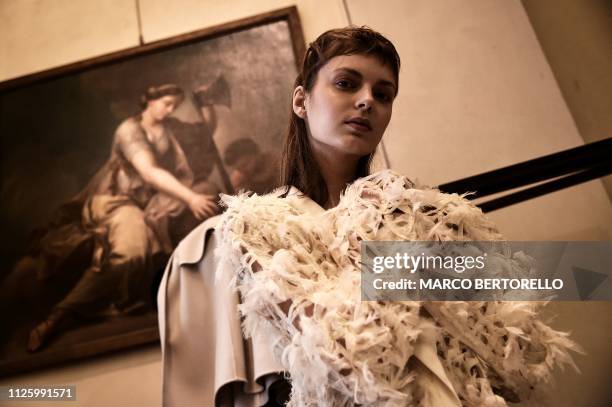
[
  {"left": 26, "top": 84, "right": 219, "bottom": 352},
  {"left": 158, "top": 28, "right": 578, "bottom": 406}
]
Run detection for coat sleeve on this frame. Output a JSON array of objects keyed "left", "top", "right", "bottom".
[
  {"left": 158, "top": 218, "right": 221, "bottom": 407},
  {"left": 157, "top": 215, "right": 285, "bottom": 407}
]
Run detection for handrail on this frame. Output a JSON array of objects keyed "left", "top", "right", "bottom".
[{"left": 437, "top": 137, "right": 611, "bottom": 212}]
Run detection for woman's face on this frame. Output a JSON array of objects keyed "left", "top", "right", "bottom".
[
  {"left": 146, "top": 95, "right": 181, "bottom": 121},
  {"left": 298, "top": 54, "right": 397, "bottom": 159}
]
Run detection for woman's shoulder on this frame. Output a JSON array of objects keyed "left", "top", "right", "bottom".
[{"left": 114, "top": 116, "right": 145, "bottom": 138}]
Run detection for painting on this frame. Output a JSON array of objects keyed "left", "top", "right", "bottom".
[{"left": 0, "top": 6, "right": 305, "bottom": 375}]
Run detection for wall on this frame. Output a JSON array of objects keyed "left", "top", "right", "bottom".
[
  {"left": 0, "top": 345, "right": 161, "bottom": 407},
  {"left": 522, "top": 0, "right": 612, "bottom": 201},
  {"left": 1, "top": 1, "right": 610, "bottom": 406}
]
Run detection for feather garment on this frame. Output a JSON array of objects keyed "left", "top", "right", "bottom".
[{"left": 214, "top": 169, "right": 581, "bottom": 406}]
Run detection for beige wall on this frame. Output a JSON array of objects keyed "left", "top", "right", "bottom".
[
  {"left": 0, "top": 345, "right": 161, "bottom": 407},
  {"left": 522, "top": 0, "right": 612, "bottom": 201},
  {"left": 1, "top": 1, "right": 610, "bottom": 406},
  {"left": 0, "top": 0, "right": 140, "bottom": 81}
]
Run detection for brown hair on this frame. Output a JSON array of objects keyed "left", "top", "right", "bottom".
[
  {"left": 140, "top": 84, "right": 185, "bottom": 109},
  {"left": 280, "top": 26, "right": 401, "bottom": 206}
]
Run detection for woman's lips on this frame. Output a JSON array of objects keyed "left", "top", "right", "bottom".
[{"left": 345, "top": 121, "right": 371, "bottom": 132}]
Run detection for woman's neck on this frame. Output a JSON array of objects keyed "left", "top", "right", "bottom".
[
  {"left": 312, "top": 147, "right": 359, "bottom": 209},
  {"left": 141, "top": 109, "right": 161, "bottom": 128}
]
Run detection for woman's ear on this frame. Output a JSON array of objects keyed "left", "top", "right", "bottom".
[{"left": 292, "top": 86, "right": 307, "bottom": 119}]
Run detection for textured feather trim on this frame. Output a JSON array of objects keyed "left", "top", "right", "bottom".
[{"left": 214, "top": 169, "right": 580, "bottom": 406}]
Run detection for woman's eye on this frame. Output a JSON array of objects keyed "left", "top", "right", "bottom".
[
  {"left": 336, "top": 80, "right": 354, "bottom": 89},
  {"left": 375, "top": 92, "right": 392, "bottom": 103}
]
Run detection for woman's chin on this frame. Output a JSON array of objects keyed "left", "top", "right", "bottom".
[
  {"left": 336, "top": 138, "right": 378, "bottom": 157},
  {"left": 332, "top": 145, "right": 376, "bottom": 158},
  {"left": 311, "top": 134, "right": 379, "bottom": 158}
]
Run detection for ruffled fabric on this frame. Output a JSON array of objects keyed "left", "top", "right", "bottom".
[{"left": 215, "top": 169, "right": 581, "bottom": 406}]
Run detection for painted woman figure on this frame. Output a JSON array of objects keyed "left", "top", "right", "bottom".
[
  {"left": 25, "top": 84, "right": 219, "bottom": 352},
  {"left": 158, "top": 29, "right": 578, "bottom": 406}
]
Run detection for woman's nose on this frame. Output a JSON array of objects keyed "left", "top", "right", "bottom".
[{"left": 355, "top": 88, "right": 374, "bottom": 112}]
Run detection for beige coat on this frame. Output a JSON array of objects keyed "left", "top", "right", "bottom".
[{"left": 157, "top": 189, "right": 461, "bottom": 406}]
